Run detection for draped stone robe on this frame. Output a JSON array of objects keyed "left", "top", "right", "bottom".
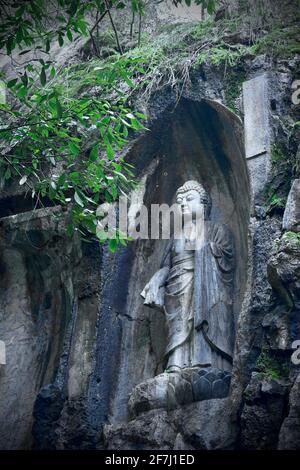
[{"left": 160, "top": 222, "right": 235, "bottom": 372}]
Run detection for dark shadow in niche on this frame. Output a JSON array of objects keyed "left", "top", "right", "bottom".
[
  {"left": 87, "top": 97, "right": 250, "bottom": 429},
  {"left": 0, "top": 194, "right": 58, "bottom": 219}
]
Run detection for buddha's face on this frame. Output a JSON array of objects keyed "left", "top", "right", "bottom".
[{"left": 176, "top": 189, "right": 204, "bottom": 221}]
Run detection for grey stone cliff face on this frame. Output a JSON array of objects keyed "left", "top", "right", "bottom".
[
  {"left": 0, "top": 0, "right": 300, "bottom": 450},
  {"left": 283, "top": 179, "right": 300, "bottom": 232}
]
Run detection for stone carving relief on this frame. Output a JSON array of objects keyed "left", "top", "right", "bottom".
[{"left": 130, "top": 180, "right": 235, "bottom": 414}]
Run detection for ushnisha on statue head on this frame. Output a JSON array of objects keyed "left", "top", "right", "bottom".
[{"left": 175, "top": 180, "right": 212, "bottom": 221}]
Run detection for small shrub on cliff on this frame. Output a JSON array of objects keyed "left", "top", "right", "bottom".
[
  {"left": 255, "top": 349, "right": 289, "bottom": 380},
  {"left": 283, "top": 231, "right": 300, "bottom": 247}
]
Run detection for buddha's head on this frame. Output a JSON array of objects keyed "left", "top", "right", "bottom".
[{"left": 175, "top": 180, "right": 211, "bottom": 221}]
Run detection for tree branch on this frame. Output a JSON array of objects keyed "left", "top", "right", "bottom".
[
  {"left": 138, "top": 13, "right": 142, "bottom": 46},
  {"left": 90, "top": 9, "right": 108, "bottom": 34},
  {"left": 130, "top": 11, "right": 135, "bottom": 39},
  {"left": 104, "top": 0, "right": 123, "bottom": 54}
]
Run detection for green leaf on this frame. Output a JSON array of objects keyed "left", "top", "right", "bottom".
[
  {"left": 4, "top": 167, "right": 11, "bottom": 180},
  {"left": 21, "top": 72, "right": 28, "bottom": 87},
  {"left": 135, "top": 112, "right": 146, "bottom": 119},
  {"left": 45, "top": 38, "right": 50, "bottom": 53},
  {"left": 77, "top": 19, "right": 88, "bottom": 35},
  {"left": 17, "top": 85, "right": 27, "bottom": 98},
  {"left": 58, "top": 34, "right": 64, "bottom": 47},
  {"left": 55, "top": 98, "right": 63, "bottom": 118},
  {"left": 99, "top": 116, "right": 110, "bottom": 126},
  {"left": 66, "top": 223, "right": 74, "bottom": 237},
  {"left": 120, "top": 70, "right": 134, "bottom": 87},
  {"left": 40, "top": 67, "right": 46, "bottom": 86},
  {"left": 96, "top": 229, "right": 108, "bottom": 242},
  {"left": 207, "top": 0, "right": 215, "bottom": 15},
  {"left": 123, "top": 125, "right": 128, "bottom": 138},
  {"left": 16, "top": 27, "right": 23, "bottom": 44},
  {"left": 89, "top": 144, "right": 99, "bottom": 162},
  {"left": 69, "top": 0, "right": 79, "bottom": 15},
  {"left": 74, "top": 191, "right": 84, "bottom": 207},
  {"left": 57, "top": 15, "right": 67, "bottom": 23},
  {"left": 130, "top": 118, "right": 143, "bottom": 130},
  {"left": 110, "top": 185, "right": 118, "bottom": 199},
  {"left": 50, "top": 67, "right": 56, "bottom": 78},
  {"left": 15, "top": 5, "right": 26, "bottom": 17},
  {"left": 7, "top": 78, "right": 18, "bottom": 88},
  {"left": 119, "top": 237, "right": 127, "bottom": 246},
  {"left": 106, "top": 143, "right": 114, "bottom": 160},
  {"left": 6, "top": 37, "right": 15, "bottom": 55},
  {"left": 68, "top": 141, "right": 80, "bottom": 156},
  {"left": 108, "top": 238, "right": 118, "bottom": 253},
  {"left": 66, "top": 29, "right": 73, "bottom": 42}
]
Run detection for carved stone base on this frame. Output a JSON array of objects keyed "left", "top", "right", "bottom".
[{"left": 128, "top": 367, "right": 231, "bottom": 418}]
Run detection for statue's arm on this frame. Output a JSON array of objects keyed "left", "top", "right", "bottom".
[
  {"left": 140, "top": 267, "right": 169, "bottom": 308},
  {"left": 140, "top": 240, "right": 172, "bottom": 308}
]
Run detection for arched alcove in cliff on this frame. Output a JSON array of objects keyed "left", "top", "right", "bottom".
[{"left": 88, "top": 97, "right": 251, "bottom": 427}]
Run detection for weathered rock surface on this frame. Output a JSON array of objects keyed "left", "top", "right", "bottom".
[
  {"left": 0, "top": 205, "right": 101, "bottom": 449},
  {"left": 0, "top": 207, "right": 81, "bottom": 449},
  {"left": 240, "top": 373, "right": 290, "bottom": 449},
  {"left": 278, "top": 374, "right": 300, "bottom": 449},
  {"left": 0, "top": 0, "right": 300, "bottom": 452},
  {"left": 283, "top": 179, "right": 300, "bottom": 232},
  {"left": 104, "top": 398, "right": 235, "bottom": 450},
  {"left": 0, "top": 340, "right": 5, "bottom": 365},
  {"left": 268, "top": 234, "right": 300, "bottom": 312}
]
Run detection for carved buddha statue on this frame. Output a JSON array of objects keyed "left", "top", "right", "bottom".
[{"left": 141, "top": 180, "right": 235, "bottom": 373}]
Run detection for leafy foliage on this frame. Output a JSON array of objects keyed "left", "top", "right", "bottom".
[
  {"left": 121, "top": 11, "right": 300, "bottom": 108},
  {"left": 172, "top": 0, "right": 216, "bottom": 15},
  {"left": 0, "top": 0, "right": 217, "bottom": 250},
  {"left": 264, "top": 144, "right": 298, "bottom": 214},
  {"left": 283, "top": 231, "right": 300, "bottom": 248},
  {"left": 0, "top": 55, "right": 146, "bottom": 244},
  {"left": 1, "top": 0, "right": 298, "bottom": 252},
  {"left": 253, "top": 25, "right": 300, "bottom": 58},
  {"left": 256, "top": 349, "right": 289, "bottom": 380},
  {"left": 0, "top": 0, "right": 146, "bottom": 67},
  {"left": 0, "top": 0, "right": 149, "bottom": 248},
  {"left": 223, "top": 70, "right": 246, "bottom": 115},
  {"left": 193, "top": 42, "right": 256, "bottom": 67}
]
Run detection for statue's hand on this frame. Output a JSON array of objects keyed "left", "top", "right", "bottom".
[
  {"left": 141, "top": 282, "right": 159, "bottom": 307},
  {"left": 140, "top": 268, "right": 168, "bottom": 309}
]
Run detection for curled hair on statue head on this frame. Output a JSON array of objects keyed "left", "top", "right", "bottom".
[{"left": 176, "top": 180, "right": 212, "bottom": 220}]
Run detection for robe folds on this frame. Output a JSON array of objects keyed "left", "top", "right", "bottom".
[{"left": 160, "top": 222, "right": 235, "bottom": 371}]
